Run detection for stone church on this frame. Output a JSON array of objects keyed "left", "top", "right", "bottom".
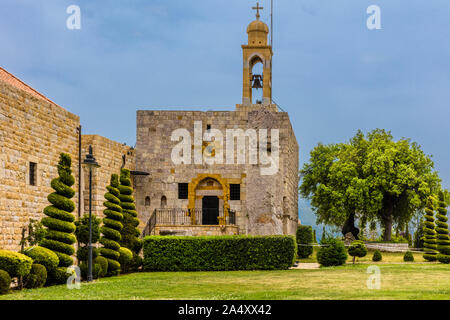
[{"left": 0, "top": 8, "right": 299, "bottom": 251}]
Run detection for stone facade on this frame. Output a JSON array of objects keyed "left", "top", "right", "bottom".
[{"left": 0, "top": 74, "right": 80, "bottom": 250}]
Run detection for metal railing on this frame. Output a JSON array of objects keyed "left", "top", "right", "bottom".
[{"left": 142, "top": 208, "right": 236, "bottom": 237}]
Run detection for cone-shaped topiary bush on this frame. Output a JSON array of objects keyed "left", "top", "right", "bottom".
[
  {"left": 100, "top": 174, "right": 123, "bottom": 276},
  {"left": 372, "top": 249, "right": 382, "bottom": 262},
  {"left": 436, "top": 191, "right": 450, "bottom": 264},
  {"left": 316, "top": 238, "right": 348, "bottom": 267},
  {"left": 423, "top": 197, "right": 438, "bottom": 261},
  {"left": 40, "top": 153, "right": 77, "bottom": 270},
  {"left": 403, "top": 251, "right": 414, "bottom": 262},
  {"left": 118, "top": 169, "right": 143, "bottom": 255},
  {"left": 0, "top": 270, "right": 11, "bottom": 295}
]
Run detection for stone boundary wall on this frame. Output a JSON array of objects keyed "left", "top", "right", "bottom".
[
  {"left": 365, "top": 242, "right": 410, "bottom": 252},
  {"left": 0, "top": 80, "right": 80, "bottom": 251},
  {"left": 81, "top": 135, "right": 135, "bottom": 220},
  {"left": 154, "top": 225, "right": 239, "bottom": 236}
]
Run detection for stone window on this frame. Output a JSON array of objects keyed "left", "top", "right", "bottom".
[
  {"left": 29, "top": 162, "right": 37, "bottom": 186},
  {"left": 145, "top": 196, "right": 150, "bottom": 207},
  {"left": 230, "top": 184, "right": 240, "bottom": 200},
  {"left": 178, "top": 183, "right": 188, "bottom": 199},
  {"left": 161, "top": 196, "right": 167, "bottom": 208},
  {"left": 206, "top": 124, "right": 211, "bottom": 131}
]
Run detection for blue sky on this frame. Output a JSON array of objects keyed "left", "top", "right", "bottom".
[{"left": 1, "top": 1, "right": 449, "bottom": 232}]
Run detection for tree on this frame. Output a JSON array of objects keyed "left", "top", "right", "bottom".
[
  {"left": 118, "top": 169, "right": 143, "bottom": 255},
  {"left": 436, "top": 191, "right": 450, "bottom": 263},
  {"left": 40, "top": 153, "right": 77, "bottom": 268},
  {"left": 300, "top": 129, "right": 442, "bottom": 241},
  {"left": 348, "top": 240, "right": 368, "bottom": 264},
  {"left": 99, "top": 174, "right": 123, "bottom": 276},
  {"left": 316, "top": 238, "right": 348, "bottom": 267},
  {"left": 423, "top": 197, "right": 438, "bottom": 261}
]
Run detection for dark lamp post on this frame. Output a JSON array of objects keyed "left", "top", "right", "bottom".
[{"left": 82, "top": 145, "right": 100, "bottom": 282}]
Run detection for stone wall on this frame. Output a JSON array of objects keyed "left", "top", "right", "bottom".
[
  {"left": 0, "top": 80, "right": 80, "bottom": 251},
  {"left": 81, "top": 135, "right": 135, "bottom": 220},
  {"left": 155, "top": 225, "right": 239, "bottom": 236}
]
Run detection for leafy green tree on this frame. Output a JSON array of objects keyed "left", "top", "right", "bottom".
[
  {"left": 423, "top": 197, "right": 438, "bottom": 261},
  {"left": 436, "top": 191, "right": 450, "bottom": 263},
  {"left": 300, "top": 129, "right": 442, "bottom": 241},
  {"left": 118, "top": 169, "right": 143, "bottom": 255}
]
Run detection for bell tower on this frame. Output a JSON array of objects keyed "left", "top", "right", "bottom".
[{"left": 242, "top": 2, "right": 273, "bottom": 107}]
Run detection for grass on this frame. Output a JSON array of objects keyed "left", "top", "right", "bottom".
[{"left": 1, "top": 263, "right": 449, "bottom": 300}]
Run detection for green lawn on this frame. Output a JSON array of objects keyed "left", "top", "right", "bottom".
[{"left": 1, "top": 263, "right": 449, "bottom": 300}]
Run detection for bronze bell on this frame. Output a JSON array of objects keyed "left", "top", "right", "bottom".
[{"left": 252, "top": 74, "right": 263, "bottom": 89}]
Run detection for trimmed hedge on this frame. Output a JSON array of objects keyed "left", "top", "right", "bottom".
[
  {"left": 372, "top": 249, "right": 382, "bottom": 262},
  {"left": 100, "top": 174, "right": 123, "bottom": 276},
  {"left": 143, "top": 235, "right": 297, "bottom": 271},
  {"left": 423, "top": 197, "right": 438, "bottom": 261},
  {"left": 404, "top": 251, "right": 414, "bottom": 262},
  {"left": 316, "top": 238, "right": 347, "bottom": 267},
  {"left": 296, "top": 225, "right": 313, "bottom": 258},
  {"left": 22, "top": 246, "right": 59, "bottom": 272},
  {"left": 119, "top": 169, "right": 143, "bottom": 255},
  {"left": 436, "top": 191, "right": 450, "bottom": 264},
  {"left": 118, "top": 247, "right": 133, "bottom": 273},
  {"left": 0, "top": 270, "right": 11, "bottom": 295},
  {"left": 24, "top": 264, "right": 47, "bottom": 289},
  {"left": 40, "top": 153, "right": 76, "bottom": 268},
  {"left": 95, "top": 256, "right": 108, "bottom": 278},
  {"left": 0, "top": 250, "right": 33, "bottom": 277}
]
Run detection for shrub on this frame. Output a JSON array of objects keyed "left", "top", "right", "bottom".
[
  {"left": 76, "top": 246, "right": 99, "bottom": 262},
  {"left": 119, "top": 169, "right": 143, "bottom": 255},
  {"left": 143, "top": 235, "right": 297, "bottom": 271},
  {"left": 348, "top": 240, "right": 368, "bottom": 264},
  {"left": 94, "top": 256, "right": 108, "bottom": 278},
  {"left": 296, "top": 225, "right": 313, "bottom": 258},
  {"left": 0, "top": 250, "right": 33, "bottom": 278},
  {"left": 130, "top": 253, "right": 143, "bottom": 272},
  {"left": 118, "top": 247, "right": 133, "bottom": 273},
  {"left": 403, "top": 251, "right": 414, "bottom": 262},
  {"left": 24, "top": 264, "right": 47, "bottom": 289},
  {"left": 0, "top": 270, "right": 11, "bottom": 295},
  {"left": 100, "top": 174, "right": 123, "bottom": 276},
  {"left": 372, "top": 249, "right": 382, "bottom": 262},
  {"left": 423, "top": 197, "right": 438, "bottom": 261},
  {"left": 413, "top": 219, "right": 425, "bottom": 249},
  {"left": 79, "top": 262, "right": 102, "bottom": 280},
  {"left": 47, "top": 267, "right": 70, "bottom": 286},
  {"left": 316, "top": 238, "right": 348, "bottom": 267},
  {"left": 22, "top": 246, "right": 59, "bottom": 272},
  {"left": 40, "top": 153, "right": 76, "bottom": 268},
  {"left": 436, "top": 191, "right": 450, "bottom": 264}
]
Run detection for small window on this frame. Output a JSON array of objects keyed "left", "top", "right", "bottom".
[
  {"left": 178, "top": 183, "right": 189, "bottom": 199},
  {"left": 230, "top": 184, "right": 240, "bottom": 200},
  {"left": 29, "top": 162, "right": 37, "bottom": 186},
  {"left": 161, "top": 196, "right": 167, "bottom": 208},
  {"left": 206, "top": 124, "right": 211, "bottom": 131},
  {"left": 145, "top": 196, "right": 150, "bottom": 207}
]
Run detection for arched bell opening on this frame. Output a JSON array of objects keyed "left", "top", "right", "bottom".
[{"left": 250, "top": 59, "right": 264, "bottom": 104}]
